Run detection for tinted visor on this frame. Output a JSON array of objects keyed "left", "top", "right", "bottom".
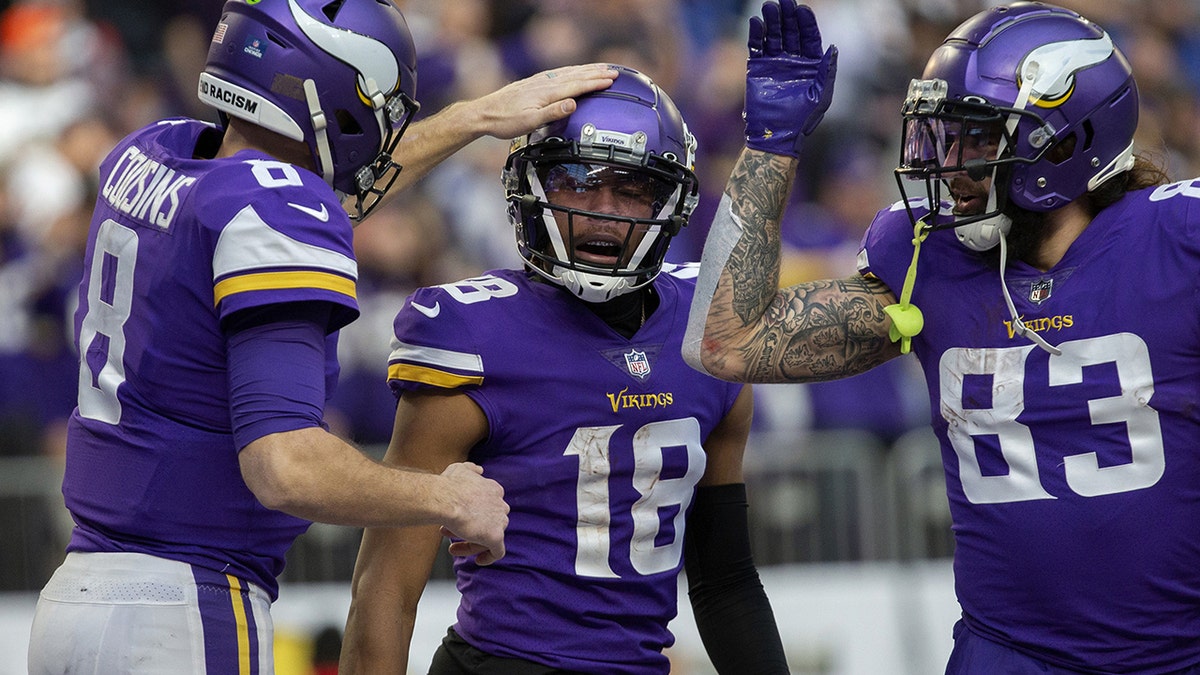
[
  {"left": 538, "top": 162, "right": 676, "bottom": 218},
  {"left": 901, "top": 114, "right": 1004, "bottom": 174}
]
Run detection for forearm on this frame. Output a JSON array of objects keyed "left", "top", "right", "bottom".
[
  {"left": 700, "top": 148, "right": 795, "bottom": 349},
  {"left": 684, "top": 148, "right": 795, "bottom": 379},
  {"left": 686, "top": 484, "right": 788, "bottom": 674},
  {"left": 227, "top": 310, "right": 502, "bottom": 554},
  {"left": 685, "top": 149, "right": 901, "bottom": 383},
  {"left": 341, "top": 525, "right": 443, "bottom": 674},
  {"left": 687, "top": 0, "right": 892, "bottom": 383},
  {"left": 340, "top": 585, "right": 417, "bottom": 675},
  {"left": 239, "top": 427, "right": 457, "bottom": 528},
  {"left": 390, "top": 63, "right": 619, "bottom": 192},
  {"left": 389, "top": 100, "right": 487, "bottom": 191},
  {"left": 228, "top": 314, "right": 463, "bottom": 528},
  {"left": 692, "top": 570, "right": 788, "bottom": 675}
]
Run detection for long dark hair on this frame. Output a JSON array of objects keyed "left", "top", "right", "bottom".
[
  {"left": 999, "top": 152, "right": 1171, "bottom": 264},
  {"left": 1085, "top": 153, "right": 1172, "bottom": 215}
]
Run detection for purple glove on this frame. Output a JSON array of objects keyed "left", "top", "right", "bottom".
[{"left": 744, "top": 0, "right": 838, "bottom": 157}]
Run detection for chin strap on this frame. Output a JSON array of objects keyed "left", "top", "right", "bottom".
[
  {"left": 303, "top": 79, "right": 335, "bottom": 186},
  {"left": 883, "top": 220, "right": 929, "bottom": 354},
  {"left": 997, "top": 232, "right": 1062, "bottom": 356}
]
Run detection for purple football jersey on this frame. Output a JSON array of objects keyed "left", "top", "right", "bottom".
[
  {"left": 859, "top": 184, "right": 1200, "bottom": 673},
  {"left": 387, "top": 264, "right": 743, "bottom": 674},
  {"left": 64, "top": 119, "right": 358, "bottom": 598}
]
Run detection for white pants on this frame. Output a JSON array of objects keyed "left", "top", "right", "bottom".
[{"left": 28, "top": 552, "right": 274, "bottom": 674}]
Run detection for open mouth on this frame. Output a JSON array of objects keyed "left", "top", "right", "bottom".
[
  {"left": 952, "top": 192, "right": 986, "bottom": 216},
  {"left": 573, "top": 236, "right": 624, "bottom": 266},
  {"left": 948, "top": 179, "right": 988, "bottom": 216}
]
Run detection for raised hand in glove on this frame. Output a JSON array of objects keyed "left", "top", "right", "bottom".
[{"left": 744, "top": 0, "right": 838, "bottom": 157}]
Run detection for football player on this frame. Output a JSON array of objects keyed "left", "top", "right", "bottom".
[
  {"left": 686, "top": 1, "right": 1200, "bottom": 672},
  {"left": 339, "top": 65, "right": 789, "bottom": 674},
  {"left": 27, "top": 0, "right": 617, "bottom": 672}
]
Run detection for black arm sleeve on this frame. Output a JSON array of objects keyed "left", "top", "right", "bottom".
[{"left": 685, "top": 483, "right": 789, "bottom": 674}]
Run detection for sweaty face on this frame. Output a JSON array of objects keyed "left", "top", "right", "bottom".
[{"left": 538, "top": 162, "right": 674, "bottom": 267}]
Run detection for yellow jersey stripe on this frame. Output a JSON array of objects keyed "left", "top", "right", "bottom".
[
  {"left": 213, "top": 270, "right": 356, "bottom": 306},
  {"left": 388, "top": 362, "right": 483, "bottom": 388},
  {"left": 225, "top": 574, "right": 251, "bottom": 675}
]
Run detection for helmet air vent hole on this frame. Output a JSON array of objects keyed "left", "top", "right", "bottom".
[
  {"left": 1081, "top": 120, "right": 1095, "bottom": 151},
  {"left": 335, "top": 109, "right": 363, "bottom": 136},
  {"left": 1046, "top": 133, "right": 1076, "bottom": 165},
  {"left": 322, "top": 0, "right": 347, "bottom": 21}
]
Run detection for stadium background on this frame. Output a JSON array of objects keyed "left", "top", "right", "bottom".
[{"left": 1, "top": 0, "right": 1197, "bottom": 672}]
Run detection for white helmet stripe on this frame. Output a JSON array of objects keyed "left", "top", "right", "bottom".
[{"left": 287, "top": 0, "right": 399, "bottom": 97}]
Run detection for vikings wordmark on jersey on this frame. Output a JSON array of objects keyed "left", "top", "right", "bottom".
[
  {"left": 385, "top": 264, "right": 743, "bottom": 674},
  {"left": 858, "top": 182, "right": 1200, "bottom": 671}
]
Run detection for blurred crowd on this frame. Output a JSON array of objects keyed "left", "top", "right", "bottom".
[{"left": 1, "top": 0, "right": 1199, "bottom": 462}]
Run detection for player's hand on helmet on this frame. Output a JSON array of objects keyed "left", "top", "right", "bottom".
[
  {"left": 744, "top": 0, "right": 838, "bottom": 157},
  {"left": 472, "top": 63, "right": 619, "bottom": 140},
  {"left": 439, "top": 461, "right": 509, "bottom": 565}
]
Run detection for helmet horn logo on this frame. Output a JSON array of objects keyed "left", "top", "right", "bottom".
[
  {"left": 287, "top": 0, "right": 401, "bottom": 101},
  {"left": 1019, "top": 33, "right": 1115, "bottom": 109}
]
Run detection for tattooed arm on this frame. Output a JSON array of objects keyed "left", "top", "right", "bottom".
[
  {"left": 683, "top": 2, "right": 899, "bottom": 383},
  {"left": 683, "top": 148, "right": 901, "bottom": 384}
]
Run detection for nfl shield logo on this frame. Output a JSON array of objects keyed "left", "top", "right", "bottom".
[
  {"left": 1030, "top": 279, "right": 1053, "bottom": 303},
  {"left": 624, "top": 350, "right": 651, "bottom": 379}
]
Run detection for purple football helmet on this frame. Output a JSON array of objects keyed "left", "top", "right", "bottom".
[
  {"left": 199, "top": 0, "right": 419, "bottom": 220},
  {"left": 503, "top": 65, "right": 699, "bottom": 302},
  {"left": 895, "top": 2, "right": 1138, "bottom": 249}
]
